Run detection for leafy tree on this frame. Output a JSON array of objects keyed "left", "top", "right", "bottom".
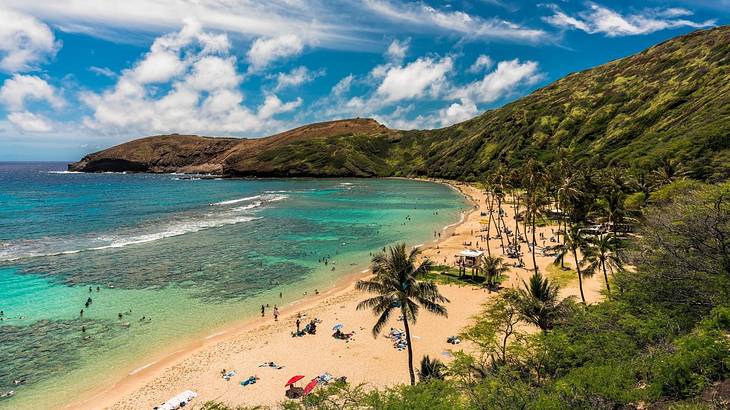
[
  {"left": 479, "top": 255, "right": 510, "bottom": 291},
  {"left": 507, "top": 271, "right": 575, "bottom": 331},
  {"left": 356, "top": 243, "right": 449, "bottom": 385},
  {"left": 564, "top": 225, "right": 589, "bottom": 303},
  {"left": 418, "top": 355, "right": 446, "bottom": 382},
  {"left": 582, "top": 234, "right": 624, "bottom": 297}
]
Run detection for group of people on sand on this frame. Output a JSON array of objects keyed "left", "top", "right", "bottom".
[{"left": 292, "top": 312, "right": 320, "bottom": 337}]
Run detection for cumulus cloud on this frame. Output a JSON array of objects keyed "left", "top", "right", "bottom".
[
  {"left": 7, "top": 111, "right": 53, "bottom": 132},
  {"left": 363, "top": 0, "right": 546, "bottom": 42},
  {"left": 0, "top": 6, "right": 59, "bottom": 72},
  {"left": 543, "top": 3, "right": 715, "bottom": 36},
  {"left": 386, "top": 39, "right": 409, "bottom": 62},
  {"left": 375, "top": 56, "right": 453, "bottom": 103},
  {"left": 80, "top": 21, "right": 301, "bottom": 136},
  {"left": 247, "top": 34, "right": 304, "bottom": 72},
  {"left": 438, "top": 98, "right": 479, "bottom": 126},
  {"left": 468, "top": 55, "right": 494, "bottom": 73},
  {"left": 257, "top": 94, "right": 302, "bottom": 119},
  {"left": 0, "top": 74, "right": 64, "bottom": 111},
  {"left": 273, "top": 66, "right": 323, "bottom": 91},
  {"left": 450, "top": 59, "right": 542, "bottom": 103}
]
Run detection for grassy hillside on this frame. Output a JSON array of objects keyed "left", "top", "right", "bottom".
[
  {"left": 71, "top": 26, "right": 730, "bottom": 181},
  {"left": 391, "top": 25, "right": 730, "bottom": 181}
]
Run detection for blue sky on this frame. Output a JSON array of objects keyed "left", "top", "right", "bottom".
[{"left": 0, "top": 0, "right": 726, "bottom": 161}]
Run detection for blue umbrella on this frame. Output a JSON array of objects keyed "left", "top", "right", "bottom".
[{"left": 332, "top": 324, "right": 343, "bottom": 331}]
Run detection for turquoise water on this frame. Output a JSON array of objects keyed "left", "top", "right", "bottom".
[{"left": 0, "top": 162, "right": 468, "bottom": 409}]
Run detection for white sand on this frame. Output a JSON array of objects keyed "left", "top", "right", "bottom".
[{"left": 67, "top": 181, "right": 604, "bottom": 410}]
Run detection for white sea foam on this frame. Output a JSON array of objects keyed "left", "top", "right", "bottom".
[
  {"left": 44, "top": 171, "right": 82, "bottom": 174},
  {"left": 0, "top": 214, "right": 260, "bottom": 262},
  {"left": 129, "top": 360, "right": 159, "bottom": 375},
  {"left": 211, "top": 195, "right": 262, "bottom": 206},
  {"left": 93, "top": 216, "right": 258, "bottom": 250},
  {"left": 213, "top": 193, "right": 288, "bottom": 207}
]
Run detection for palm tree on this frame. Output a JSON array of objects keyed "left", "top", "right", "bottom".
[
  {"left": 582, "top": 234, "right": 624, "bottom": 297},
  {"left": 508, "top": 270, "right": 574, "bottom": 331},
  {"left": 651, "top": 157, "right": 688, "bottom": 187},
  {"left": 480, "top": 255, "right": 510, "bottom": 291},
  {"left": 356, "top": 244, "right": 449, "bottom": 385},
  {"left": 563, "top": 225, "right": 588, "bottom": 303},
  {"left": 418, "top": 355, "right": 446, "bottom": 382},
  {"left": 526, "top": 189, "right": 549, "bottom": 274},
  {"left": 557, "top": 174, "right": 583, "bottom": 246}
]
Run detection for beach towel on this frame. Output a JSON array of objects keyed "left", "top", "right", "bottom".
[
  {"left": 155, "top": 390, "right": 197, "bottom": 410},
  {"left": 240, "top": 376, "right": 258, "bottom": 386},
  {"left": 222, "top": 370, "right": 236, "bottom": 381}
]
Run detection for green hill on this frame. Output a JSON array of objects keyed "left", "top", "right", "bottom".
[{"left": 70, "top": 26, "right": 730, "bottom": 181}]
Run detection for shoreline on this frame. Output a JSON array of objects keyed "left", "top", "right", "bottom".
[{"left": 66, "top": 178, "right": 479, "bottom": 410}]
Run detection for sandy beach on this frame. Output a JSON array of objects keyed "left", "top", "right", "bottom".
[{"left": 67, "top": 180, "right": 604, "bottom": 410}]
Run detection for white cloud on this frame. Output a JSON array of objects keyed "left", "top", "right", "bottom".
[
  {"left": 273, "top": 66, "right": 322, "bottom": 91},
  {"left": 331, "top": 74, "right": 354, "bottom": 96},
  {"left": 2, "top": 1, "right": 368, "bottom": 51},
  {"left": 257, "top": 94, "right": 302, "bottom": 119},
  {"left": 451, "top": 59, "right": 541, "bottom": 103},
  {"left": 386, "top": 39, "right": 409, "bottom": 62},
  {"left": 0, "top": 74, "right": 64, "bottom": 111},
  {"left": 247, "top": 34, "right": 304, "bottom": 72},
  {"left": 0, "top": 6, "right": 59, "bottom": 72},
  {"left": 375, "top": 56, "right": 453, "bottom": 103},
  {"left": 376, "top": 98, "right": 478, "bottom": 130},
  {"left": 543, "top": 3, "right": 715, "bottom": 36},
  {"left": 468, "top": 55, "right": 494, "bottom": 73},
  {"left": 7, "top": 111, "right": 53, "bottom": 132},
  {"left": 89, "top": 66, "right": 117, "bottom": 78},
  {"left": 80, "top": 21, "right": 301, "bottom": 136},
  {"left": 438, "top": 98, "right": 478, "bottom": 126},
  {"left": 363, "top": 0, "right": 546, "bottom": 42}
]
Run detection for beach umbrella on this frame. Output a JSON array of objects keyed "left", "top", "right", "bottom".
[
  {"left": 303, "top": 378, "right": 318, "bottom": 396},
  {"left": 332, "top": 323, "right": 344, "bottom": 331},
  {"left": 285, "top": 375, "right": 304, "bottom": 386}
]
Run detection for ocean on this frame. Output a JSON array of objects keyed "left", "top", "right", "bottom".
[{"left": 0, "top": 162, "right": 469, "bottom": 409}]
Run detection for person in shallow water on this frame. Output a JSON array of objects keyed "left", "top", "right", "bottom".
[{"left": 261, "top": 305, "right": 265, "bottom": 317}]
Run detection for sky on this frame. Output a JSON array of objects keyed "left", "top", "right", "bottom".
[{"left": 0, "top": 0, "right": 727, "bottom": 161}]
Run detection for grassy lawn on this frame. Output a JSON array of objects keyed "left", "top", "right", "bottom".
[
  {"left": 546, "top": 262, "right": 576, "bottom": 287},
  {"left": 424, "top": 265, "right": 485, "bottom": 286}
]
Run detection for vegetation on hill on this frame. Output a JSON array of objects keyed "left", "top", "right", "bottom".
[{"left": 71, "top": 27, "right": 729, "bottom": 182}]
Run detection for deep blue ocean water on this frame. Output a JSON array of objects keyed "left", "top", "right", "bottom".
[{"left": 0, "top": 162, "right": 468, "bottom": 409}]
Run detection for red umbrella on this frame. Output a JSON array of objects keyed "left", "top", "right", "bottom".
[
  {"left": 285, "top": 375, "right": 305, "bottom": 386},
  {"left": 303, "top": 378, "right": 318, "bottom": 396}
]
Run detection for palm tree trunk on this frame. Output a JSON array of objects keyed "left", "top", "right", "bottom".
[
  {"left": 497, "top": 197, "right": 506, "bottom": 254},
  {"left": 532, "top": 214, "right": 538, "bottom": 273},
  {"left": 402, "top": 310, "right": 416, "bottom": 385},
  {"left": 485, "top": 194, "right": 494, "bottom": 256},
  {"left": 601, "top": 259, "right": 611, "bottom": 297},
  {"left": 560, "top": 218, "right": 568, "bottom": 269},
  {"left": 514, "top": 195, "right": 520, "bottom": 248},
  {"left": 573, "top": 248, "right": 586, "bottom": 303}
]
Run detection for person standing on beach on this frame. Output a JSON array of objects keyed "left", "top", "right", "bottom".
[
  {"left": 296, "top": 318, "right": 300, "bottom": 332},
  {"left": 261, "top": 305, "right": 265, "bottom": 317},
  {"left": 273, "top": 305, "right": 279, "bottom": 321}
]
